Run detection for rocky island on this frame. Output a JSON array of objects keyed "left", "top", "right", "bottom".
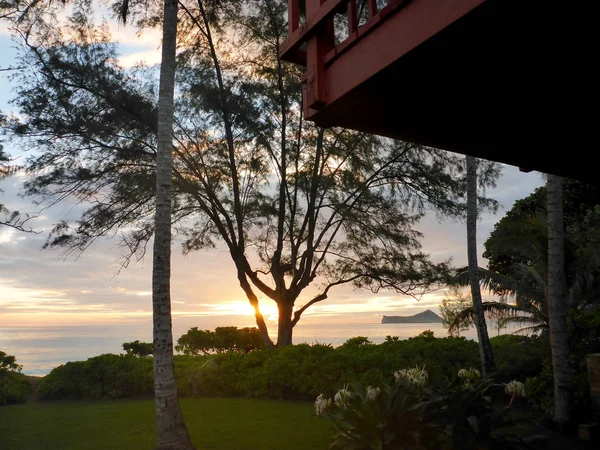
[{"left": 381, "top": 310, "right": 443, "bottom": 324}]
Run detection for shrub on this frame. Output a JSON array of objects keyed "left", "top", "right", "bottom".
[
  {"left": 175, "top": 326, "right": 264, "bottom": 355},
  {"left": 122, "top": 340, "right": 153, "bottom": 357},
  {"left": 316, "top": 367, "right": 531, "bottom": 450},
  {"left": 35, "top": 332, "right": 543, "bottom": 403},
  {"left": 37, "top": 354, "right": 153, "bottom": 400},
  {"left": 0, "top": 371, "right": 31, "bottom": 405},
  {"left": 490, "top": 334, "right": 547, "bottom": 382},
  {"left": 0, "top": 351, "right": 22, "bottom": 374}
]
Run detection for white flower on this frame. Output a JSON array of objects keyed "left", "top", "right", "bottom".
[
  {"left": 314, "top": 393, "right": 330, "bottom": 416},
  {"left": 365, "top": 386, "right": 381, "bottom": 402},
  {"left": 393, "top": 366, "right": 428, "bottom": 387},
  {"left": 458, "top": 367, "right": 480, "bottom": 380},
  {"left": 505, "top": 380, "right": 526, "bottom": 398},
  {"left": 334, "top": 387, "right": 352, "bottom": 407}
]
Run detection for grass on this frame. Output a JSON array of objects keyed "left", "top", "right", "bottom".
[{"left": 0, "top": 397, "right": 333, "bottom": 450}]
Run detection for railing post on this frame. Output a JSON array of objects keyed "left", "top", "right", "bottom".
[
  {"left": 288, "top": 0, "right": 299, "bottom": 34},
  {"left": 348, "top": 0, "right": 357, "bottom": 35},
  {"left": 305, "top": 0, "right": 334, "bottom": 110},
  {"left": 367, "top": 0, "right": 377, "bottom": 18}
]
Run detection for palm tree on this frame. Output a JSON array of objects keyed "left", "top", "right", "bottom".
[
  {"left": 546, "top": 173, "right": 572, "bottom": 427},
  {"left": 144, "top": 0, "right": 196, "bottom": 447},
  {"left": 3, "top": 1, "right": 196, "bottom": 445},
  {"left": 452, "top": 266, "right": 549, "bottom": 335},
  {"left": 466, "top": 155, "right": 496, "bottom": 376}
]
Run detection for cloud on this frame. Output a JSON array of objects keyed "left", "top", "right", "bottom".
[
  {"left": 0, "top": 149, "right": 544, "bottom": 327},
  {"left": 111, "top": 26, "right": 162, "bottom": 49},
  {"left": 117, "top": 49, "right": 162, "bottom": 69}
]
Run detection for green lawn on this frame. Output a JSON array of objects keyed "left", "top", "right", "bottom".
[{"left": 0, "top": 398, "right": 333, "bottom": 450}]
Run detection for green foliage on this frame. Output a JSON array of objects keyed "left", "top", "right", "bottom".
[
  {"left": 0, "top": 351, "right": 29, "bottom": 405},
  {"left": 337, "top": 336, "right": 372, "bottom": 349},
  {"left": 483, "top": 180, "right": 600, "bottom": 310},
  {"left": 122, "top": 340, "right": 153, "bottom": 357},
  {"left": 0, "top": 371, "right": 31, "bottom": 406},
  {"left": 489, "top": 334, "right": 547, "bottom": 382},
  {"left": 439, "top": 287, "right": 472, "bottom": 337},
  {"left": 175, "top": 326, "right": 264, "bottom": 355},
  {"left": 524, "top": 308, "right": 600, "bottom": 420},
  {"left": 34, "top": 333, "right": 544, "bottom": 403},
  {"left": 0, "top": 350, "right": 22, "bottom": 375},
  {"left": 37, "top": 354, "right": 154, "bottom": 401},
  {"left": 318, "top": 368, "right": 530, "bottom": 450},
  {"left": 325, "top": 379, "right": 440, "bottom": 450}
]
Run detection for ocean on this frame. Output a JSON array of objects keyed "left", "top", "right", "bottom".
[{"left": 0, "top": 322, "right": 508, "bottom": 376}]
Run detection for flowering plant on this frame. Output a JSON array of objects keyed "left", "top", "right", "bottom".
[{"left": 316, "top": 366, "right": 532, "bottom": 450}]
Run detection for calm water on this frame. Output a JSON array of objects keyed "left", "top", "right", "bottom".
[{"left": 0, "top": 322, "right": 508, "bottom": 376}]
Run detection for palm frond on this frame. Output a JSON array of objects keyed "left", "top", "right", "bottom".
[
  {"left": 454, "top": 268, "right": 524, "bottom": 298},
  {"left": 447, "top": 301, "right": 547, "bottom": 335}
]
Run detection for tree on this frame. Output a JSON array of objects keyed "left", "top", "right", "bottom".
[
  {"left": 0, "top": 350, "right": 22, "bottom": 375},
  {"left": 175, "top": 326, "right": 263, "bottom": 355},
  {"left": 439, "top": 286, "right": 471, "bottom": 337},
  {"left": 137, "top": 0, "right": 196, "bottom": 446},
  {"left": 0, "top": 114, "right": 34, "bottom": 232},
  {"left": 122, "top": 340, "right": 154, "bottom": 357},
  {"left": 466, "top": 155, "right": 496, "bottom": 376},
  {"left": 3, "top": 1, "right": 196, "bottom": 446},
  {"left": 484, "top": 182, "right": 600, "bottom": 309},
  {"left": 452, "top": 267, "right": 549, "bottom": 335},
  {"left": 5, "top": 1, "right": 499, "bottom": 348},
  {"left": 452, "top": 180, "right": 600, "bottom": 340},
  {"left": 546, "top": 173, "right": 572, "bottom": 427}
]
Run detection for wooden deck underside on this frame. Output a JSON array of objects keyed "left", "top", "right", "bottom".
[{"left": 284, "top": 0, "right": 596, "bottom": 182}]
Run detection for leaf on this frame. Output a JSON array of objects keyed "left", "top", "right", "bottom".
[{"left": 466, "top": 415, "right": 480, "bottom": 434}]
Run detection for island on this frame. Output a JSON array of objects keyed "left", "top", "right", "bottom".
[{"left": 381, "top": 310, "right": 443, "bottom": 324}]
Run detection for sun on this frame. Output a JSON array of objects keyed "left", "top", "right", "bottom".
[{"left": 217, "top": 300, "right": 279, "bottom": 319}]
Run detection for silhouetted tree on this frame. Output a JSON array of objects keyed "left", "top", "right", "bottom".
[
  {"left": 466, "top": 156, "right": 496, "bottom": 375},
  {"left": 122, "top": 340, "right": 154, "bottom": 357},
  {"left": 5, "top": 0, "right": 499, "bottom": 347},
  {"left": 546, "top": 174, "right": 572, "bottom": 427}
]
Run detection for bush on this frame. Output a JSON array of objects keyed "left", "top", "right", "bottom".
[
  {"left": 122, "top": 341, "right": 153, "bottom": 357},
  {"left": 317, "top": 366, "right": 530, "bottom": 450},
  {"left": 175, "top": 326, "right": 264, "bottom": 355},
  {"left": 490, "top": 334, "right": 547, "bottom": 382},
  {"left": 522, "top": 309, "right": 600, "bottom": 419},
  {"left": 37, "top": 354, "right": 154, "bottom": 401},
  {"left": 0, "top": 371, "right": 31, "bottom": 405},
  {"left": 35, "top": 331, "right": 542, "bottom": 403}
]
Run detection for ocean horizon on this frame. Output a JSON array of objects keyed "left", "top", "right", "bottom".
[{"left": 0, "top": 321, "right": 515, "bottom": 376}]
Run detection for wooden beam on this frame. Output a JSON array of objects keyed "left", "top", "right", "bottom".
[{"left": 280, "top": 0, "right": 349, "bottom": 62}]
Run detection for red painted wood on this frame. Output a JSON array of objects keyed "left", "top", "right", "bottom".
[
  {"left": 325, "top": 0, "right": 409, "bottom": 65},
  {"left": 308, "top": 0, "right": 485, "bottom": 118},
  {"left": 348, "top": 0, "right": 357, "bottom": 35},
  {"left": 288, "top": 0, "right": 299, "bottom": 33},
  {"left": 304, "top": 0, "right": 335, "bottom": 109},
  {"left": 367, "top": 0, "right": 377, "bottom": 18},
  {"left": 280, "top": 0, "right": 349, "bottom": 62}
]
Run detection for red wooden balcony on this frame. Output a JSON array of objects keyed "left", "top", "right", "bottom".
[{"left": 280, "top": 0, "right": 596, "bottom": 182}]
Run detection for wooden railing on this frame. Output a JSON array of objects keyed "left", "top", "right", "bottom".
[{"left": 280, "top": 0, "right": 411, "bottom": 110}]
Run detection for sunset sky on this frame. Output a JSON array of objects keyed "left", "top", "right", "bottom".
[{"left": 0, "top": 11, "right": 545, "bottom": 331}]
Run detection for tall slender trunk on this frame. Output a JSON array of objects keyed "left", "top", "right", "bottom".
[
  {"left": 277, "top": 300, "right": 294, "bottom": 347},
  {"left": 466, "top": 156, "right": 496, "bottom": 376},
  {"left": 546, "top": 173, "right": 572, "bottom": 428},
  {"left": 152, "top": 0, "right": 195, "bottom": 448}
]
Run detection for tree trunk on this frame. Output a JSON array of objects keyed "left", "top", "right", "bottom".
[
  {"left": 152, "top": 0, "right": 195, "bottom": 448},
  {"left": 466, "top": 156, "right": 496, "bottom": 377},
  {"left": 237, "top": 270, "right": 275, "bottom": 349},
  {"left": 546, "top": 173, "right": 572, "bottom": 428},
  {"left": 276, "top": 300, "right": 294, "bottom": 347}
]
